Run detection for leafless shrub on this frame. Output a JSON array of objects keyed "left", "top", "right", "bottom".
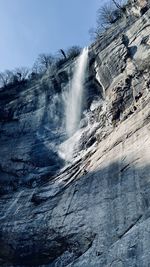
[
  {"left": 90, "top": 0, "right": 126, "bottom": 40},
  {"left": 0, "top": 70, "right": 14, "bottom": 87},
  {"left": 66, "top": 46, "right": 81, "bottom": 59},
  {"left": 33, "top": 53, "right": 55, "bottom": 74}
]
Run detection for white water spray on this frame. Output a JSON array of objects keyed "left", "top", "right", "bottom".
[{"left": 66, "top": 47, "right": 88, "bottom": 137}]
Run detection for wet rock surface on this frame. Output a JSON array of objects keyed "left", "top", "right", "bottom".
[{"left": 0, "top": 7, "right": 150, "bottom": 267}]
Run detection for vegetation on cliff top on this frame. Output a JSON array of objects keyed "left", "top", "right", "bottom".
[{"left": 0, "top": 0, "right": 149, "bottom": 90}]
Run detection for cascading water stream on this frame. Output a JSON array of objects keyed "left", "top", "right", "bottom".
[
  {"left": 66, "top": 47, "right": 88, "bottom": 137},
  {"left": 59, "top": 47, "right": 88, "bottom": 162}
]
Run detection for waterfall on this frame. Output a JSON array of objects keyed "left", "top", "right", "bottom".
[
  {"left": 66, "top": 47, "right": 88, "bottom": 137},
  {"left": 59, "top": 47, "right": 88, "bottom": 162}
]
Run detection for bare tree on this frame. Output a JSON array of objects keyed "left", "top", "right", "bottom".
[
  {"left": 66, "top": 46, "right": 81, "bottom": 59},
  {"left": 33, "top": 53, "right": 55, "bottom": 74},
  {"left": 112, "top": 0, "right": 127, "bottom": 14},
  {"left": 0, "top": 72, "right": 7, "bottom": 87},
  {"left": 15, "top": 67, "right": 29, "bottom": 81},
  {"left": 0, "top": 67, "right": 30, "bottom": 88},
  {"left": 89, "top": 0, "right": 126, "bottom": 41},
  {"left": 97, "top": 2, "right": 118, "bottom": 27},
  {"left": 0, "top": 70, "right": 14, "bottom": 88},
  {"left": 112, "top": 0, "right": 124, "bottom": 9},
  {"left": 55, "top": 46, "right": 82, "bottom": 69},
  {"left": 40, "top": 54, "right": 54, "bottom": 69}
]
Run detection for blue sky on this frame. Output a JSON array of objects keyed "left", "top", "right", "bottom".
[{"left": 0, "top": 0, "right": 105, "bottom": 71}]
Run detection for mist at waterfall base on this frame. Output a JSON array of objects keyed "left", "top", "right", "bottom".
[{"left": 59, "top": 48, "right": 89, "bottom": 162}]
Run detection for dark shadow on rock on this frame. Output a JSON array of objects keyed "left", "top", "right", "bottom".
[
  {"left": 29, "top": 139, "right": 63, "bottom": 169},
  {"left": 0, "top": 81, "right": 66, "bottom": 196},
  {"left": 128, "top": 45, "right": 137, "bottom": 59},
  {"left": 0, "top": 162, "right": 150, "bottom": 266}
]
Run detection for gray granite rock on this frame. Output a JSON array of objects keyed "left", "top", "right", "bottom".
[{"left": 0, "top": 6, "right": 150, "bottom": 267}]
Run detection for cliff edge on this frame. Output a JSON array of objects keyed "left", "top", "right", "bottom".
[{"left": 0, "top": 4, "right": 150, "bottom": 267}]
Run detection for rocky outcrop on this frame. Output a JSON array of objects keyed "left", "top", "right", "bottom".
[{"left": 0, "top": 6, "right": 150, "bottom": 267}]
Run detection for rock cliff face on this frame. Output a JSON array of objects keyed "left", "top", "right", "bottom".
[{"left": 0, "top": 7, "right": 150, "bottom": 267}]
